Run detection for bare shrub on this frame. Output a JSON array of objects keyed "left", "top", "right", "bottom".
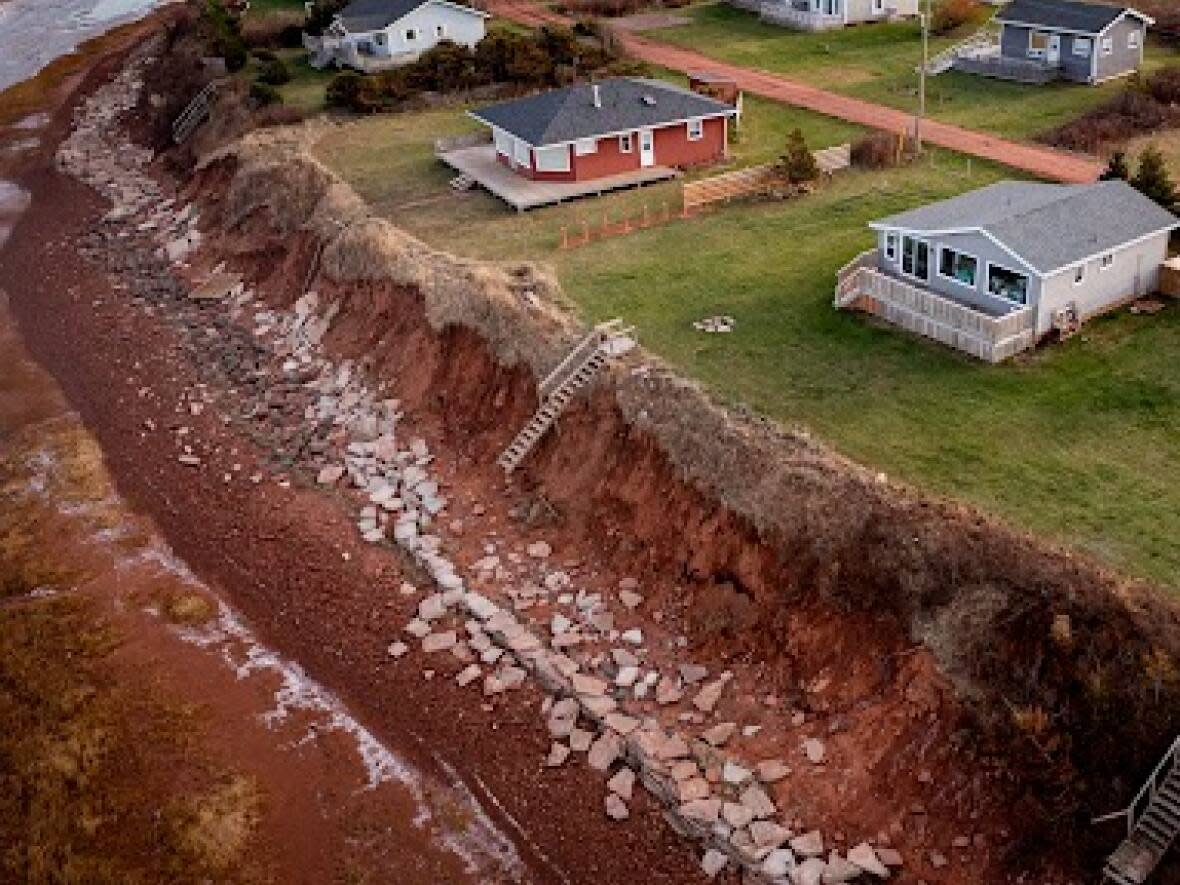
[
  {"left": 850, "top": 130, "right": 911, "bottom": 169},
  {"left": 931, "top": 0, "right": 981, "bottom": 36},
  {"left": 240, "top": 10, "right": 304, "bottom": 49}
]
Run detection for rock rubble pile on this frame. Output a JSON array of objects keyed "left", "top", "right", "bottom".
[{"left": 57, "top": 47, "right": 908, "bottom": 885}]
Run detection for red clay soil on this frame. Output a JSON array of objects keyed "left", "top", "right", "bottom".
[
  {"left": 0, "top": 34, "right": 714, "bottom": 885},
  {"left": 486, "top": 0, "right": 1105, "bottom": 184}
]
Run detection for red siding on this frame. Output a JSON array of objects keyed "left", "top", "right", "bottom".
[{"left": 496, "top": 116, "right": 729, "bottom": 184}]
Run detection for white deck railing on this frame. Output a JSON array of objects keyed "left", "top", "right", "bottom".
[
  {"left": 759, "top": 3, "right": 844, "bottom": 30},
  {"left": 835, "top": 252, "right": 1036, "bottom": 363}
]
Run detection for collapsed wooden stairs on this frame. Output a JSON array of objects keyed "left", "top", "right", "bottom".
[
  {"left": 172, "top": 81, "right": 218, "bottom": 145},
  {"left": 1098, "top": 735, "right": 1180, "bottom": 884},
  {"left": 497, "top": 319, "right": 635, "bottom": 473}
]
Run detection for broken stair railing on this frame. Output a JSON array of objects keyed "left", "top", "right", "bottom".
[
  {"left": 172, "top": 81, "right": 219, "bottom": 145},
  {"left": 1096, "top": 734, "right": 1180, "bottom": 885},
  {"left": 497, "top": 319, "right": 636, "bottom": 474}
]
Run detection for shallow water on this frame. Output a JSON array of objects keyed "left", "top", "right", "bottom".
[{"left": 0, "top": 0, "right": 162, "bottom": 93}]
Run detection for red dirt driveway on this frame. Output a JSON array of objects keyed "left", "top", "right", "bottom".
[{"left": 487, "top": 0, "right": 1105, "bottom": 184}]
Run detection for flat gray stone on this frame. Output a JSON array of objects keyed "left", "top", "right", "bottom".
[
  {"left": 790, "top": 830, "right": 824, "bottom": 858},
  {"left": 588, "top": 732, "right": 623, "bottom": 772},
  {"left": 700, "top": 848, "right": 728, "bottom": 878},
  {"left": 847, "top": 842, "right": 890, "bottom": 878},
  {"left": 607, "top": 767, "right": 635, "bottom": 800},
  {"left": 605, "top": 793, "right": 629, "bottom": 821}
]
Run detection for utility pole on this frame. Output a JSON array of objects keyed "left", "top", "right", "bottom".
[{"left": 916, "top": 0, "right": 931, "bottom": 152}]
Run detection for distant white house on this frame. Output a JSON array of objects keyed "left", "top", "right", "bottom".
[
  {"left": 732, "top": 0, "right": 920, "bottom": 32},
  {"left": 305, "top": 0, "right": 488, "bottom": 72}
]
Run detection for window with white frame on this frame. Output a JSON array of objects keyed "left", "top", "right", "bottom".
[
  {"left": 405, "top": 27, "right": 419, "bottom": 42},
  {"left": 1101, "top": 253, "right": 1114, "bottom": 270},
  {"left": 1073, "top": 37, "right": 1091, "bottom": 57},
  {"left": 938, "top": 246, "right": 979, "bottom": 287},
  {"left": 885, "top": 233, "right": 897, "bottom": 261},
  {"left": 436, "top": 24, "right": 447, "bottom": 38},
  {"left": 375, "top": 32, "right": 386, "bottom": 46},
  {"left": 619, "top": 133, "right": 634, "bottom": 153},
  {"left": 574, "top": 138, "right": 598, "bottom": 156},
  {"left": 1073, "top": 264, "right": 1086, "bottom": 285},
  {"left": 872, "top": 0, "right": 883, "bottom": 13},
  {"left": 1102, "top": 36, "right": 1114, "bottom": 55},
  {"left": 1128, "top": 30, "right": 1141, "bottom": 50},
  {"left": 534, "top": 145, "right": 571, "bottom": 173},
  {"left": 901, "top": 236, "right": 930, "bottom": 281},
  {"left": 988, "top": 263, "right": 1029, "bottom": 305},
  {"left": 687, "top": 118, "right": 704, "bottom": 141},
  {"left": 1028, "top": 31, "right": 1050, "bottom": 57}
]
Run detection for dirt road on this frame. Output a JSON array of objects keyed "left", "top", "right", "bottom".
[{"left": 487, "top": 0, "right": 1105, "bottom": 184}]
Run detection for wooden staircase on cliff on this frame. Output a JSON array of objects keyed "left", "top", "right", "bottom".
[
  {"left": 496, "top": 319, "right": 635, "bottom": 474},
  {"left": 1097, "top": 735, "right": 1180, "bottom": 884},
  {"left": 172, "top": 81, "right": 219, "bottom": 145}
]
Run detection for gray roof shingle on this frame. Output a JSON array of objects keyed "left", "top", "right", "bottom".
[
  {"left": 469, "top": 78, "right": 736, "bottom": 147},
  {"left": 995, "top": 0, "right": 1147, "bottom": 34},
  {"left": 338, "top": 0, "right": 482, "bottom": 33},
  {"left": 872, "top": 180, "right": 1177, "bottom": 274}
]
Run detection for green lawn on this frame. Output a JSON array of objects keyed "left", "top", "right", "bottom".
[
  {"left": 313, "top": 99, "right": 1180, "bottom": 591},
  {"left": 634, "top": 1, "right": 1178, "bottom": 141}
]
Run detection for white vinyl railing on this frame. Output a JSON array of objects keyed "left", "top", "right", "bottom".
[{"left": 835, "top": 255, "right": 1036, "bottom": 362}]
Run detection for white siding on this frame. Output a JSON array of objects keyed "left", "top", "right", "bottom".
[{"left": 1038, "top": 232, "right": 1169, "bottom": 329}]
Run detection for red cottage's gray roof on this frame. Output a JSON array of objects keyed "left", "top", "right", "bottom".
[{"left": 470, "top": 78, "right": 737, "bottom": 148}]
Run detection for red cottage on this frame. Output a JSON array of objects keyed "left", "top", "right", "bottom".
[{"left": 468, "top": 77, "right": 738, "bottom": 184}]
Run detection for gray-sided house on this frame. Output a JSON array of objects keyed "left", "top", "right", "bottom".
[
  {"left": 739, "top": 0, "right": 920, "bottom": 31},
  {"left": 952, "top": 0, "right": 1153, "bottom": 85},
  {"left": 305, "top": 0, "right": 488, "bottom": 72},
  {"left": 835, "top": 180, "right": 1177, "bottom": 362}
]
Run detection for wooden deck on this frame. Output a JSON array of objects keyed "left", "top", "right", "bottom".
[
  {"left": 437, "top": 144, "right": 679, "bottom": 212},
  {"left": 835, "top": 249, "right": 1037, "bottom": 363}
]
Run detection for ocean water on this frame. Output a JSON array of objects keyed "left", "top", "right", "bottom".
[{"left": 0, "top": 0, "right": 162, "bottom": 93}]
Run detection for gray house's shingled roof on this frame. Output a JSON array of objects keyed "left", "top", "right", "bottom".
[
  {"left": 995, "top": 0, "right": 1149, "bottom": 34},
  {"left": 469, "top": 78, "right": 736, "bottom": 148},
  {"left": 872, "top": 180, "right": 1177, "bottom": 275},
  {"left": 338, "top": 0, "right": 483, "bottom": 33}
]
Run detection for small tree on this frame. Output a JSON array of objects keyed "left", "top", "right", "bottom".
[
  {"left": 1131, "top": 145, "right": 1177, "bottom": 208},
  {"left": 1100, "top": 150, "right": 1131, "bottom": 181},
  {"left": 777, "top": 128, "right": 819, "bottom": 185}
]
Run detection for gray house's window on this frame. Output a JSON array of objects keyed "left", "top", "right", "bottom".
[
  {"left": 902, "top": 236, "right": 930, "bottom": 281},
  {"left": 1128, "top": 31, "right": 1141, "bottom": 50},
  {"left": 406, "top": 27, "right": 419, "bottom": 42},
  {"left": 1101, "top": 36, "right": 1114, "bottom": 56},
  {"left": 885, "top": 233, "right": 897, "bottom": 261},
  {"left": 436, "top": 24, "right": 447, "bottom": 37},
  {"left": 1073, "top": 37, "right": 1091, "bottom": 57},
  {"left": 988, "top": 263, "right": 1029, "bottom": 305},
  {"left": 1074, "top": 265, "right": 1085, "bottom": 285},
  {"left": 939, "top": 247, "right": 978, "bottom": 287},
  {"left": 1028, "top": 31, "right": 1050, "bottom": 58},
  {"left": 1101, "top": 253, "right": 1114, "bottom": 270}
]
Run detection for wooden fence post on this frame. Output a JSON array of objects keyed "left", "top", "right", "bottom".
[
  {"left": 560, "top": 225, "right": 568, "bottom": 250},
  {"left": 582, "top": 220, "right": 590, "bottom": 246}
]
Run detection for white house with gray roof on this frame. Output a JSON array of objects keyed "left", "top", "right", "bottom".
[
  {"left": 305, "top": 0, "right": 487, "bottom": 72},
  {"left": 835, "top": 181, "right": 1177, "bottom": 362}
]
